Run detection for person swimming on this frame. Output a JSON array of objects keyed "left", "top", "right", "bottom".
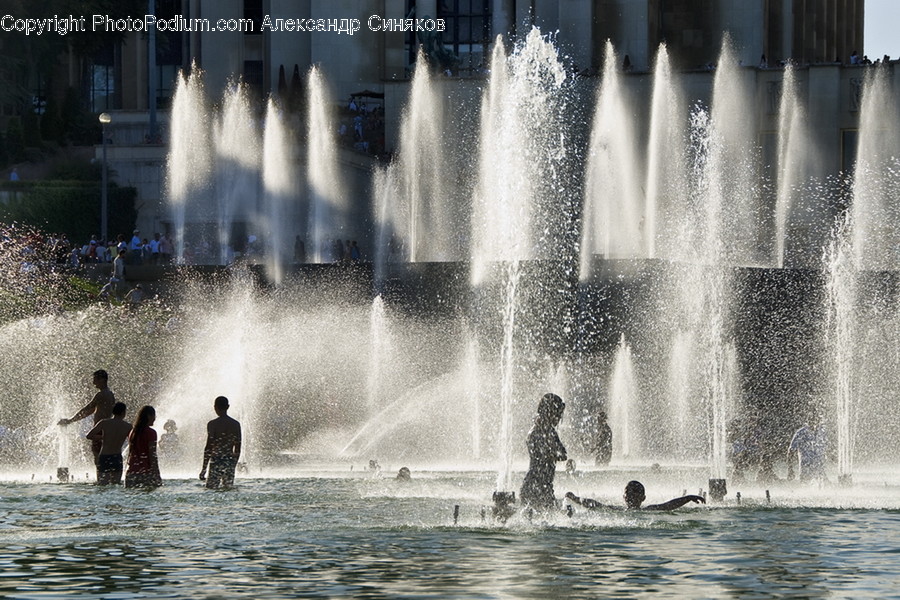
[{"left": 566, "top": 480, "right": 706, "bottom": 511}]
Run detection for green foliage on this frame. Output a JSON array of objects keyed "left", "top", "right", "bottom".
[
  {"left": 0, "top": 181, "right": 137, "bottom": 242},
  {"left": 61, "top": 86, "right": 100, "bottom": 146},
  {"left": 48, "top": 160, "right": 102, "bottom": 181},
  {"left": 68, "top": 274, "right": 103, "bottom": 297},
  {"left": 61, "top": 0, "right": 148, "bottom": 56},
  {"left": 40, "top": 101, "right": 65, "bottom": 144},
  {"left": 6, "top": 118, "right": 25, "bottom": 162},
  {"left": 22, "top": 110, "right": 42, "bottom": 148},
  {"left": 0, "top": 132, "right": 8, "bottom": 168},
  {"left": 0, "top": 0, "right": 146, "bottom": 129}
]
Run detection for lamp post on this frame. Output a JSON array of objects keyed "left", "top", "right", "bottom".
[{"left": 99, "top": 112, "right": 111, "bottom": 243}]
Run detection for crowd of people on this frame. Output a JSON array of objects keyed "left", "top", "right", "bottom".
[
  {"left": 58, "top": 370, "right": 242, "bottom": 490},
  {"left": 337, "top": 96, "right": 386, "bottom": 158},
  {"left": 0, "top": 227, "right": 174, "bottom": 275},
  {"left": 3, "top": 223, "right": 375, "bottom": 311},
  {"left": 282, "top": 235, "right": 366, "bottom": 264},
  {"left": 11, "top": 222, "right": 374, "bottom": 276},
  {"left": 69, "top": 230, "right": 174, "bottom": 267}
]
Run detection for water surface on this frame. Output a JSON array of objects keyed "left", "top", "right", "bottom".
[{"left": 1, "top": 474, "right": 897, "bottom": 598}]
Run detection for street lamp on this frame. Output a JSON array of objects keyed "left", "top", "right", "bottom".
[{"left": 99, "top": 112, "right": 111, "bottom": 243}]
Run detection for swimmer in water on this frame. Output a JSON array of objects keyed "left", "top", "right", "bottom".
[{"left": 566, "top": 480, "right": 706, "bottom": 511}]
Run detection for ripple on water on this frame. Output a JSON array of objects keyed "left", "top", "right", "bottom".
[{"left": 1, "top": 477, "right": 899, "bottom": 598}]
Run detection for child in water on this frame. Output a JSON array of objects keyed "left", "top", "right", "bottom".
[
  {"left": 519, "top": 393, "right": 567, "bottom": 510},
  {"left": 566, "top": 480, "right": 706, "bottom": 511}
]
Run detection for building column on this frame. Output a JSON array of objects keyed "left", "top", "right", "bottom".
[
  {"left": 557, "top": 0, "right": 592, "bottom": 71},
  {"left": 804, "top": 64, "right": 842, "bottom": 263},
  {"left": 814, "top": 0, "right": 826, "bottom": 63},
  {"left": 783, "top": 0, "right": 794, "bottom": 63},
  {"left": 382, "top": 0, "right": 408, "bottom": 79},
  {"left": 492, "top": 0, "right": 515, "bottom": 42},
  {"left": 852, "top": 0, "right": 864, "bottom": 59},
  {"left": 825, "top": 0, "right": 836, "bottom": 62}
]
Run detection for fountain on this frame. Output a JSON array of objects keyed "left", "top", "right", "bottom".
[
  {"left": 261, "top": 97, "right": 297, "bottom": 283},
  {"left": 822, "top": 62, "right": 900, "bottom": 485},
  {"left": 306, "top": 66, "right": 346, "bottom": 264},
  {"left": 6, "top": 24, "right": 900, "bottom": 600},
  {"left": 1, "top": 30, "right": 899, "bottom": 510},
  {"left": 667, "top": 330, "right": 699, "bottom": 460},
  {"left": 645, "top": 44, "right": 687, "bottom": 261},
  {"left": 376, "top": 51, "right": 456, "bottom": 264},
  {"left": 365, "top": 294, "right": 391, "bottom": 414},
  {"left": 826, "top": 213, "right": 856, "bottom": 485},
  {"left": 705, "top": 38, "right": 761, "bottom": 267},
  {"left": 580, "top": 40, "right": 644, "bottom": 267},
  {"left": 851, "top": 65, "right": 900, "bottom": 271},
  {"left": 214, "top": 81, "right": 260, "bottom": 266},
  {"left": 774, "top": 65, "right": 811, "bottom": 269},
  {"left": 469, "top": 29, "right": 572, "bottom": 498},
  {"left": 167, "top": 67, "right": 212, "bottom": 262},
  {"left": 607, "top": 334, "right": 637, "bottom": 462}
]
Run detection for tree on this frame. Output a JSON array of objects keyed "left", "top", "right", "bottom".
[
  {"left": 0, "top": 132, "right": 8, "bottom": 168},
  {"left": 0, "top": 181, "right": 137, "bottom": 244},
  {"left": 5, "top": 118, "right": 25, "bottom": 162},
  {"left": 40, "top": 99, "right": 64, "bottom": 144},
  {"left": 0, "top": 0, "right": 146, "bottom": 134}
]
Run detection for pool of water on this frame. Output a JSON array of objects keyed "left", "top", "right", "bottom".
[{"left": 1, "top": 469, "right": 898, "bottom": 598}]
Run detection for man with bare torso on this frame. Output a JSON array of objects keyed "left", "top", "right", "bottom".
[
  {"left": 86, "top": 402, "right": 132, "bottom": 484},
  {"left": 199, "top": 396, "right": 241, "bottom": 489},
  {"left": 58, "top": 370, "right": 117, "bottom": 464}
]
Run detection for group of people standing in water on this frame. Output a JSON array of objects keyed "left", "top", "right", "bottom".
[
  {"left": 56, "top": 371, "right": 787, "bottom": 509},
  {"left": 58, "top": 369, "right": 242, "bottom": 490},
  {"left": 520, "top": 392, "right": 706, "bottom": 512}
]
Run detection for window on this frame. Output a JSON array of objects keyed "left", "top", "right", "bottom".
[
  {"left": 439, "top": 0, "right": 491, "bottom": 76},
  {"left": 405, "top": 0, "right": 492, "bottom": 77},
  {"left": 91, "top": 43, "right": 115, "bottom": 112},
  {"left": 244, "top": 0, "right": 263, "bottom": 35},
  {"left": 155, "top": 0, "right": 183, "bottom": 108}
]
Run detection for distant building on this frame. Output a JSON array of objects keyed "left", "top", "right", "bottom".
[{"left": 0, "top": 1, "right": 878, "bottom": 265}]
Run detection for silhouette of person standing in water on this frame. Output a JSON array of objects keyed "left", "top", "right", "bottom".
[
  {"left": 200, "top": 396, "right": 242, "bottom": 489},
  {"left": 159, "top": 419, "right": 181, "bottom": 463},
  {"left": 86, "top": 401, "right": 131, "bottom": 485},
  {"left": 520, "top": 393, "right": 567, "bottom": 510},
  {"left": 786, "top": 414, "right": 827, "bottom": 483},
  {"left": 58, "top": 369, "right": 117, "bottom": 465},
  {"left": 592, "top": 410, "right": 613, "bottom": 466}
]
